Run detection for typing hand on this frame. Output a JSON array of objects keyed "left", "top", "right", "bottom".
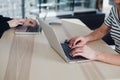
[
  {"left": 7, "top": 19, "right": 26, "bottom": 28},
  {"left": 24, "top": 18, "right": 38, "bottom": 27},
  {"left": 70, "top": 45, "right": 96, "bottom": 60},
  {"left": 8, "top": 18, "right": 38, "bottom": 28},
  {"left": 69, "top": 36, "right": 87, "bottom": 49}
]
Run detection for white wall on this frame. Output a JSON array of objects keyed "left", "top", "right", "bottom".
[{"left": 102, "top": 0, "right": 112, "bottom": 17}]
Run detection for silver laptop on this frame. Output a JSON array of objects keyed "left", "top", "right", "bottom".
[
  {"left": 15, "top": 22, "right": 42, "bottom": 35},
  {"left": 38, "top": 18, "right": 89, "bottom": 63}
]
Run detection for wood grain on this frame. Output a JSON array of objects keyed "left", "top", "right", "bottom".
[{"left": 4, "top": 35, "right": 34, "bottom": 80}]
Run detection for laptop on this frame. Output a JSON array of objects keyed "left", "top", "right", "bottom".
[
  {"left": 38, "top": 18, "right": 89, "bottom": 63},
  {"left": 15, "top": 22, "right": 42, "bottom": 35}
]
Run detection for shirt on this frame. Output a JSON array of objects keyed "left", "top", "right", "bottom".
[
  {"left": 0, "top": 15, "right": 12, "bottom": 38},
  {"left": 104, "top": 5, "right": 120, "bottom": 53}
]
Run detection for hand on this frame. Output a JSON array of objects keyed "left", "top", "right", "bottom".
[
  {"left": 69, "top": 36, "right": 87, "bottom": 48},
  {"left": 7, "top": 19, "right": 26, "bottom": 28},
  {"left": 7, "top": 18, "right": 38, "bottom": 28},
  {"left": 23, "top": 18, "right": 38, "bottom": 27},
  {"left": 70, "top": 45, "right": 97, "bottom": 60}
]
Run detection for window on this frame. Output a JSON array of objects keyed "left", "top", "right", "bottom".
[{"left": 29, "top": 0, "right": 104, "bottom": 17}]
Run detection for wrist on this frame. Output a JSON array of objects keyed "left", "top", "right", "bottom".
[
  {"left": 92, "top": 51, "right": 102, "bottom": 60},
  {"left": 84, "top": 36, "right": 90, "bottom": 43},
  {"left": 7, "top": 21, "right": 12, "bottom": 28}
]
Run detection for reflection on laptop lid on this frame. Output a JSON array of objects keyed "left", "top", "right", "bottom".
[{"left": 38, "top": 18, "right": 89, "bottom": 63}]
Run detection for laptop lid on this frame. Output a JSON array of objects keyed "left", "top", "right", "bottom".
[
  {"left": 38, "top": 18, "right": 69, "bottom": 62},
  {"left": 38, "top": 18, "right": 89, "bottom": 63}
]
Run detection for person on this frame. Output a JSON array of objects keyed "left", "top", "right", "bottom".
[
  {"left": 0, "top": 15, "right": 38, "bottom": 38},
  {"left": 69, "top": 0, "right": 120, "bottom": 66}
]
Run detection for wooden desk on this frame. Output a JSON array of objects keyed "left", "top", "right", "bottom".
[{"left": 0, "top": 19, "right": 120, "bottom": 80}]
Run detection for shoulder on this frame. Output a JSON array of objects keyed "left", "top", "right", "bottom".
[
  {"left": 109, "top": 5, "right": 116, "bottom": 14},
  {"left": 0, "top": 15, "right": 4, "bottom": 19}
]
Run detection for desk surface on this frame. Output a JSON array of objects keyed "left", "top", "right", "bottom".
[{"left": 0, "top": 19, "right": 120, "bottom": 80}]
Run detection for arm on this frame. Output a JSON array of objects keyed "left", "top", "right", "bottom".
[
  {"left": 7, "top": 18, "right": 38, "bottom": 28},
  {"left": 71, "top": 45, "right": 120, "bottom": 66},
  {"left": 84, "top": 23, "right": 111, "bottom": 43},
  {"left": 0, "top": 15, "right": 37, "bottom": 29},
  {"left": 69, "top": 23, "right": 111, "bottom": 48},
  {"left": 95, "top": 51, "right": 120, "bottom": 66},
  {"left": 0, "top": 15, "right": 37, "bottom": 38}
]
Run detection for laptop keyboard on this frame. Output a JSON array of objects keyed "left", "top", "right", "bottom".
[
  {"left": 16, "top": 24, "right": 42, "bottom": 33},
  {"left": 26, "top": 26, "right": 40, "bottom": 32},
  {"left": 61, "top": 40, "right": 88, "bottom": 60}
]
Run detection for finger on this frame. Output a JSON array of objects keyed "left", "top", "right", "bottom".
[
  {"left": 28, "top": 20, "right": 37, "bottom": 26},
  {"left": 71, "top": 41, "right": 82, "bottom": 49},
  {"left": 70, "top": 48, "right": 83, "bottom": 57},
  {"left": 69, "top": 39, "right": 78, "bottom": 47},
  {"left": 72, "top": 45, "right": 84, "bottom": 49},
  {"left": 16, "top": 19, "right": 26, "bottom": 25},
  {"left": 18, "top": 19, "right": 26, "bottom": 23},
  {"left": 71, "top": 52, "right": 83, "bottom": 57},
  {"left": 18, "top": 22, "right": 24, "bottom": 25},
  {"left": 73, "top": 52, "right": 82, "bottom": 57},
  {"left": 69, "top": 39, "right": 74, "bottom": 47},
  {"left": 24, "top": 20, "right": 37, "bottom": 27},
  {"left": 72, "top": 38, "right": 81, "bottom": 47}
]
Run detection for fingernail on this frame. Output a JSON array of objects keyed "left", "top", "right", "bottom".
[{"left": 29, "top": 21, "right": 33, "bottom": 24}]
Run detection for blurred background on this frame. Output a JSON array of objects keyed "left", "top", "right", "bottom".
[{"left": 0, "top": 0, "right": 114, "bottom": 18}]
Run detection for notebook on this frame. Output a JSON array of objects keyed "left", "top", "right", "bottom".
[{"left": 37, "top": 18, "right": 89, "bottom": 63}]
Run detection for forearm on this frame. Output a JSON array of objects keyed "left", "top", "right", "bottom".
[
  {"left": 84, "top": 23, "right": 110, "bottom": 43},
  {"left": 95, "top": 51, "right": 120, "bottom": 66},
  {"left": 84, "top": 29, "right": 105, "bottom": 42}
]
